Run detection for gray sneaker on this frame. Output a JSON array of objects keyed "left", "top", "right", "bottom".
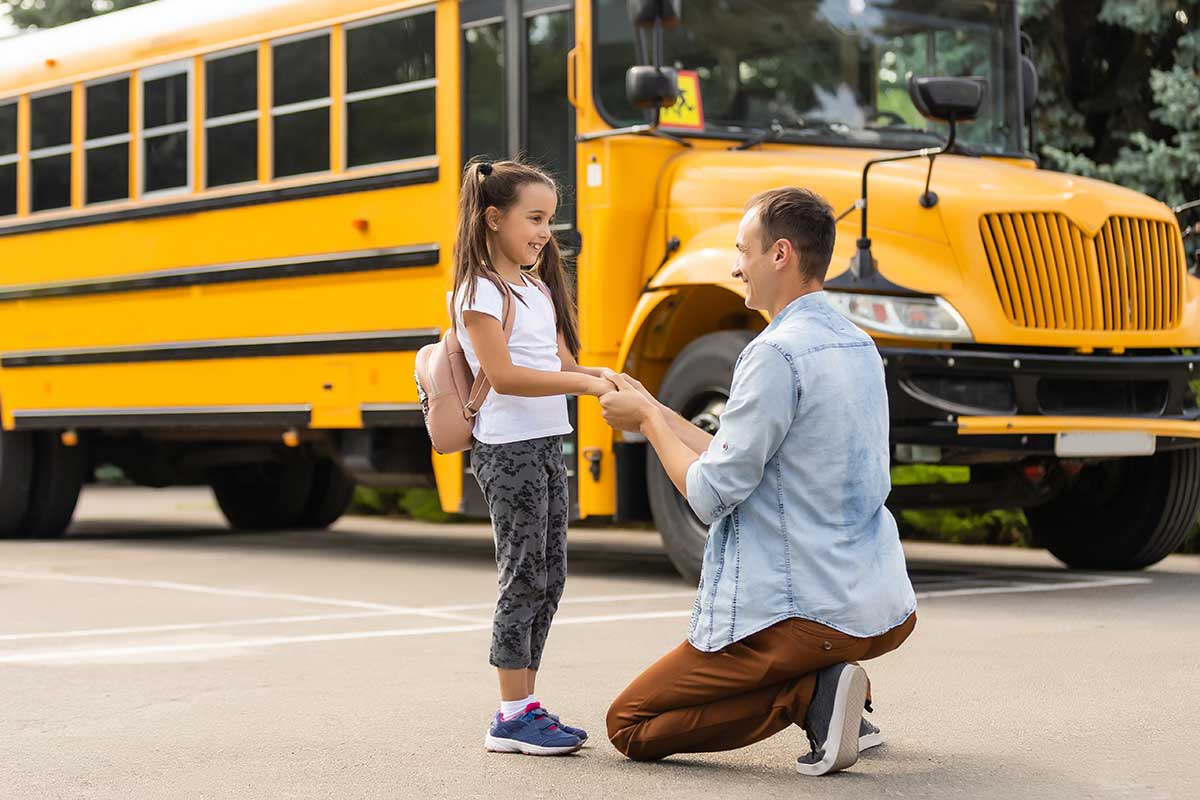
[
  {"left": 795, "top": 663, "right": 869, "bottom": 776},
  {"left": 859, "top": 717, "right": 883, "bottom": 751}
]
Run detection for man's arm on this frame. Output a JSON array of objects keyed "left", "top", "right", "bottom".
[
  {"left": 619, "top": 374, "right": 712, "bottom": 455},
  {"left": 601, "top": 346, "right": 797, "bottom": 525},
  {"left": 678, "top": 344, "right": 797, "bottom": 525},
  {"left": 658, "top": 405, "right": 714, "bottom": 456},
  {"left": 640, "top": 409, "right": 701, "bottom": 497}
]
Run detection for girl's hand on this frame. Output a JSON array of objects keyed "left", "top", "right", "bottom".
[{"left": 582, "top": 375, "right": 617, "bottom": 397}]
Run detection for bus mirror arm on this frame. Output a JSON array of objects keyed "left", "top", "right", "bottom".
[
  {"left": 577, "top": 123, "right": 691, "bottom": 147},
  {"left": 578, "top": 0, "right": 691, "bottom": 147},
  {"left": 825, "top": 128, "right": 956, "bottom": 297},
  {"left": 827, "top": 76, "right": 983, "bottom": 296}
]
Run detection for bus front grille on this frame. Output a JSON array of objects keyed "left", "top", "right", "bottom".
[{"left": 979, "top": 212, "right": 1183, "bottom": 332}]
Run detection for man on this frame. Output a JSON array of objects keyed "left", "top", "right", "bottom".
[{"left": 599, "top": 187, "right": 916, "bottom": 776}]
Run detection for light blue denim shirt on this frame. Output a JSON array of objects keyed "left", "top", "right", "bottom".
[{"left": 684, "top": 291, "right": 916, "bottom": 652}]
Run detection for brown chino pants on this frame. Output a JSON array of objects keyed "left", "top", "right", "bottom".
[{"left": 606, "top": 612, "right": 916, "bottom": 761}]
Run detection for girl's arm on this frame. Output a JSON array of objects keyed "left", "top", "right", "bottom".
[
  {"left": 557, "top": 334, "right": 616, "bottom": 381},
  {"left": 464, "top": 311, "right": 612, "bottom": 397}
]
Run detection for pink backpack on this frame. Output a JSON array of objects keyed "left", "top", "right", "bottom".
[{"left": 414, "top": 278, "right": 553, "bottom": 454}]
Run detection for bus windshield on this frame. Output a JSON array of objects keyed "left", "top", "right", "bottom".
[{"left": 594, "top": 0, "right": 1022, "bottom": 154}]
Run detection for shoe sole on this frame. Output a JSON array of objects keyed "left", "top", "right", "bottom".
[
  {"left": 796, "top": 664, "right": 868, "bottom": 777},
  {"left": 860, "top": 731, "right": 884, "bottom": 751},
  {"left": 484, "top": 734, "right": 583, "bottom": 756}
]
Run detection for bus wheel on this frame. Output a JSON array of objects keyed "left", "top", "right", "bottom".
[
  {"left": 647, "top": 330, "right": 757, "bottom": 582},
  {"left": 20, "top": 432, "right": 85, "bottom": 538},
  {"left": 296, "top": 458, "right": 356, "bottom": 529},
  {"left": 0, "top": 429, "right": 34, "bottom": 538},
  {"left": 1028, "top": 448, "right": 1200, "bottom": 570},
  {"left": 211, "top": 459, "right": 315, "bottom": 531}
]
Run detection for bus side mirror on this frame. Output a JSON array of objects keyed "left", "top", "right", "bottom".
[
  {"left": 1020, "top": 56, "right": 1038, "bottom": 116},
  {"left": 628, "top": 0, "right": 681, "bottom": 27},
  {"left": 907, "top": 76, "right": 986, "bottom": 124},
  {"left": 627, "top": 65, "right": 680, "bottom": 109},
  {"left": 625, "top": 0, "right": 682, "bottom": 110}
]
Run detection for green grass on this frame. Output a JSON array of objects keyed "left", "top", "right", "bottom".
[
  {"left": 890, "top": 465, "right": 1030, "bottom": 547},
  {"left": 348, "top": 487, "right": 460, "bottom": 523}
]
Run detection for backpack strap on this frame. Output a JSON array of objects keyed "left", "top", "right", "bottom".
[{"left": 462, "top": 281, "right": 515, "bottom": 419}]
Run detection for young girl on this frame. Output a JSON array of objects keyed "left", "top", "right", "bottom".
[{"left": 453, "top": 159, "right": 614, "bottom": 756}]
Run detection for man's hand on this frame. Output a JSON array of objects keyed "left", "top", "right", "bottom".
[
  {"left": 619, "top": 373, "right": 662, "bottom": 409},
  {"left": 600, "top": 374, "right": 659, "bottom": 432}
]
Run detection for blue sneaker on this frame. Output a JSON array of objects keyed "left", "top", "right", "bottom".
[
  {"left": 485, "top": 703, "right": 583, "bottom": 756},
  {"left": 540, "top": 707, "right": 588, "bottom": 743}
]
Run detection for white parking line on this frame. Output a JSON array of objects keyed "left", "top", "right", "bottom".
[
  {"left": 0, "top": 610, "right": 695, "bottom": 664},
  {"left": 429, "top": 590, "right": 697, "bottom": 613},
  {"left": 917, "top": 574, "right": 1150, "bottom": 599},
  {"left": 0, "top": 610, "right": 399, "bottom": 643},
  {"left": 0, "top": 569, "right": 481, "bottom": 623},
  {"left": 0, "top": 569, "right": 1153, "bottom": 663},
  {"left": 0, "top": 583, "right": 694, "bottom": 643}
]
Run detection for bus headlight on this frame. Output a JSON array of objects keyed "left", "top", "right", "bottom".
[{"left": 826, "top": 292, "right": 973, "bottom": 342}]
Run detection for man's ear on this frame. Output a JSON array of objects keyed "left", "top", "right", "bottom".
[{"left": 773, "top": 238, "right": 793, "bottom": 271}]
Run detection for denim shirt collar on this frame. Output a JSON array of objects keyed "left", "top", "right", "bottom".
[{"left": 767, "top": 290, "right": 827, "bottom": 331}]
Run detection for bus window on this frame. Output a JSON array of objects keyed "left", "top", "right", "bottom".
[
  {"left": 85, "top": 76, "right": 131, "bottom": 205},
  {"left": 0, "top": 100, "right": 15, "bottom": 217},
  {"left": 462, "top": 17, "right": 506, "bottom": 164},
  {"left": 205, "top": 47, "right": 259, "bottom": 188},
  {"left": 272, "top": 31, "right": 330, "bottom": 178},
  {"left": 30, "top": 88, "right": 72, "bottom": 212},
  {"left": 524, "top": 8, "right": 574, "bottom": 226},
  {"left": 141, "top": 61, "right": 191, "bottom": 195},
  {"left": 344, "top": 10, "right": 437, "bottom": 168}
]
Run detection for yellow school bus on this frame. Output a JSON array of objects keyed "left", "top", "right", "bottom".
[{"left": 0, "top": 0, "right": 1196, "bottom": 575}]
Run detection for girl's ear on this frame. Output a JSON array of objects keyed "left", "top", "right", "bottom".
[{"left": 484, "top": 206, "right": 501, "bottom": 232}]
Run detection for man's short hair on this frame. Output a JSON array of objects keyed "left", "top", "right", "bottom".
[{"left": 745, "top": 187, "right": 836, "bottom": 284}]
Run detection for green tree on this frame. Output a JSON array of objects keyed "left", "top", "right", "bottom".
[
  {"left": 1020, "top": 0, "right": 1200, "bottom": 208},
  {"left": 2, "top": 0, "right": 156, "bottom": 30}
]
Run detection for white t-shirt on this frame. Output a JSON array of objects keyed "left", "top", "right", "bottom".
[{"left": 454, "top": 275, "right": 573, "bottom": 445}]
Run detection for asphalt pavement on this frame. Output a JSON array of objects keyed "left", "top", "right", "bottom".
[{"left": 2, "top": 487, "right": 1196, "bottom": 799}]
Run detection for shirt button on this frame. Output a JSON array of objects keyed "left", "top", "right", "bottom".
[{"left": 822, "top": 641, "right": 833, "bottom": 651}]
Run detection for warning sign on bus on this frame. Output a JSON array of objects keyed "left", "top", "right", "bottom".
[{"left": 660, "top": 70, "right": 704, "bottom": 131}]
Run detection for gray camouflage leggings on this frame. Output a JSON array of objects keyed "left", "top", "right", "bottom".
[{"left": 471, "top": 435, "right": 569, "bottom": 671}]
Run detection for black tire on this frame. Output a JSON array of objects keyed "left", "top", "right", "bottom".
[
  {"left": 211, "top": 459, "right": 315, "bottom": 531},
  {"left": 297, "top": 458, "right": 356, "bottom": 529},
  {"left": 647, "top": 330, "right": 758, "bottom": 582},
  {"left": 1029, "top": 447, "right": 1200, "bottom": 570},
  {"left": 0, "top": 428, "right": 34, "bottom": 539},
  {"left": 20, "top": 432, "right": 85, "bottom": 539}
]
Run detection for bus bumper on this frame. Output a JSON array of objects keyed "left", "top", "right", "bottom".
[{"left": 882, "top": 346, "right": 1200, "bottom": 457}]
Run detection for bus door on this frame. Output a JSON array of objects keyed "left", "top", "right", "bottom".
[{"left": 459, "top": 0, "right": 580, "bottom": 518}]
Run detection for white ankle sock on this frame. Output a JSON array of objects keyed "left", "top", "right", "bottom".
[{"left": 500, "top": 696, "right": 532, "bottom": 720}]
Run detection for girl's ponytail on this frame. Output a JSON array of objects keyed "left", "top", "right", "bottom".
[{"left": 452, "top": 159, "right": 500, "bottom": 315}]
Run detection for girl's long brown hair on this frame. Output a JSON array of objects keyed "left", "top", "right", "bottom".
[{"left": 452, "top": 158, "right": 581, "bottom": 357}]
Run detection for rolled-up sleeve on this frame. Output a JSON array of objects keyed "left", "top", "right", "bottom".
[{"left": 685, "top": 342, "right": 798, "bottom": 525}]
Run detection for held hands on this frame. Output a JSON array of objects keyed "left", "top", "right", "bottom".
[
  {"left": 598, "top": 373, "right": 660, "bottom": 433},
  {"left": 581, "top": 368, "right": 622, "bottom": 397}
]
